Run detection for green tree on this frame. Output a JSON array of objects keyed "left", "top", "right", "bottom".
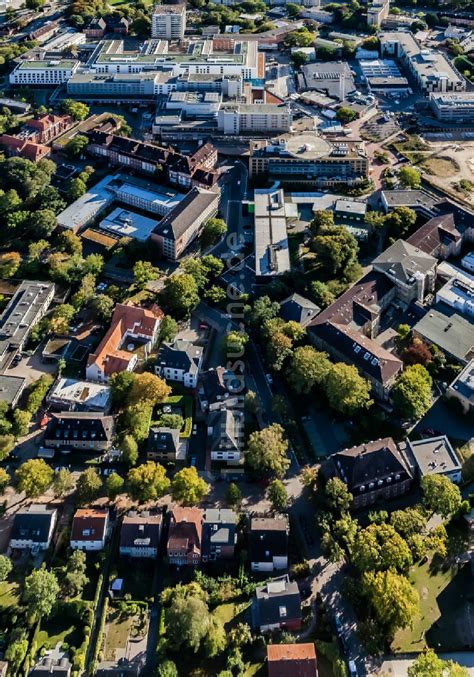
[
  {"left": 201, "top": 217, "right": 227, "bottom": 248},
  {"left": 171, "top": 466, "right": 210, "bottom": 505},
  {"left": 0, "top": 554, "right": 12, "bottom": 581},
  {"left": 421, "top": 474, "right": 462, "bottom": 517},
  {"left": 166, "top": 595, "right": 210, "bottom": 652},
  {"left": 390, "top": 507, "right": 427, "bottom": 539},
  {"left": 393, "top": 364, "right": 432, "bottom": 420},
  {"left": 310, "top": 210, "right": 334, "bottom": 234},
  {"left": 120, "top": 434, "right": 139, "bottom": 466},
  {"left": 325, "top": 363, "right": 372, "bottom": 416},
  {"left": 106, "top": 472, "right": 125, "bottom": 500},
  {"left": 26, "top": 374, "right": 53, "bottom": 414},
  {"left": 23, "top": 566, "right": 60, "bottom": 618},
  {"left": 159, "top": 316, "right": 178, "bottom": 343},
  {"left": 0, "top": 467, "right": 10, "bottom": 493},
  {"left": 58, "top": 230, "right": 82, "bottom": 255},
  {"left": 0, "top": 251, "right": 20, "bottom": 278},
  {"left": 222, "top": 331, "right": 249, "bottom": 357},
  {"left": 68, "top": 177, "right": 87, "bottom": 201},
  {"left": 205, "top": 285, "right": 226, "bottom": 305},
  {"left": 157, "top": 661, "right": 178, "bottom": 677},
  {"left": 226, "top": 482, "right": 242, "bottom": 507},
  {"left": 352, "top": 523, "right": 412, "bottom": 573},
  {"left": 408, "top": 650, "right": 468, "bottom": 677},
  {"left": 127, "top": 461, "right": 170, "bottom": 501},
  {"left": 49, "top": 304, "right": 76, "bottom": 335},
  {"left": 325, "top": 477, "right": 352, "bottom": 513},
  {"left": 204, "top": 616, "right": 226, "bottom": 657},
  {"left": 268, "top": 479, "right": 288, "bottom": 511},
  {"left": 362, "top": 569, "right": 419, "bottom": 639},
  {"left": 64, "top": 549, "right": 88, "bottom": 597},
  {"left": 248, "top": 295, "right": 280, "bottom": 329},
  {"left": 0, "top": 434, "right": 15, "bottom": 460},
  {"left": 244, "top": 390, "right": 260, "bottom": 415},
  {"left": 90, "top": 294, "right": 114, "bottom": 320},
  {"left": 123, "top": 403, "right": 153, "bottom": 442},
  {"left": 246, "top": 424, "right": 289, "bottom": 478},
  {"left": 15, "top": 459, "right": 53, "bottom": 497},
  {"left": 399, "top": 166, "right": 422, "bottom": 189},
  {"left": 53, "top": 468, "right": 75, "bottom": 498},
  {"left": 62, "top": 99, "right": 90, "bottom": 121},
  {"left": 336, "top": 106, "right": 358, "bottom": 123},
  {"left": 110, "top": 371, "right": 135, "bottom": 408},
  {"left": 287, "top": 346, "right": 331, "bottom": 394},
  {"left": 5, "top": 630, "right": 29, "bottom": 675},
  {"left": 12, "top": 409, "right": 32, "bottom": 437},
  {"left": 164, "top": 273, "right": 200, "bottom": 318},
  {"left": 310, "top": 280, "right": 335, "bottom": 308},
  {"left": 311, "top": 226, "right": 359, "bottom": 277},
  {"left": 128, "top": 372, "right": 171, "bottom": 407},
  {"left": 159, "top": 414, "right": 184, "bottom": 430},
  {"left": 133, "top": 260, "right": 159, "bottom": 289},
  {"left": 65, "top": 134, "right": 89, "bottom": 157},
  {"left": 76, "top": 468, "right": 102, "bottom": 503}
]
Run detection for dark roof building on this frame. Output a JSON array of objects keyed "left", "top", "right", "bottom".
[
  {"left": 322, "top": 437, "right": 414, "bottom": 509},
  {"left": 167, "top": 507, "right": 203, "bottom": 567},
  {"left": 44, "top": 412, "right": 115, "bottom": 450},
  {"left": 308, "top": 271, "right": 402, "bottom": 399},
  {"left": 146, "top": 426, "right": 183, "bottom": 463},
  {"left": 29, "top": 657, "right": 71, "bottom": 677},
  {"left": 155, "top": 338, "right": 203, "bottom": 387},
  {"left": 120, "top": 511, "right": 162, "bottom": 558},
  {"left": 249, "top": 516, "right": 289, "bottom": 572},
  {"left": 406, "top": 213, "right": 462, "bottom": 259},
  {"left": 0, "top": 374, "right": 26, "bottom": 407},
  {"left": 267, "top": 643, "right": 318, "bottom": 677},
  {"left": 279, "top": 293, "right": 320, "bottom": 327},
  {"left": 413, "top": 302, "right": 474, "bottom": 364},
  {"left": 252, "top": 576, "right": 302, "bottom": 633},
  {"left": 10, "top": 505, "right": 57, "bottom": 550},
  {"left": 199, "top": 366, "right": 244, "bottom": 412},
  {"left": 202, "top": 508, "right": 237, "bottom": 562}
]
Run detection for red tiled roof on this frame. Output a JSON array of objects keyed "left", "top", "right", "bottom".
[
  {"left": 267, "top": 643, "right": 317, "bottom": 677},
  {"left": 71, "top": 508, "right": 108, "bottom": 541},
  {"left": 87, "top": 303, "right": 163, "bottom": 377}
]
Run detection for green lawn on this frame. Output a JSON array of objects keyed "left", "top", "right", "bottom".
[
  {"left": 0, "top": 581, "right": 20, "bottom": 610},
  {"left": 393, "top": 558, "right": 473, "bottom": 653},
  {"left": 104, "top": 611, "right": 132, "bottom": 661},
  {"left": 38, "top": 615, "right": 84, "bottom": 650},
  {"left": 213, "top": 603, "right": 238, "bottom": 625}
]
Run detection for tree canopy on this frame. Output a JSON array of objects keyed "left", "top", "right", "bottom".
[
  {"left": 421, "top": 474, "right": 462, "bottom": 517},
  {"left": 393, "top": 365, "right": 432, "bottom": 420},
  {"left": 23, "top": 566, "right": 60, "bottom": 618},
  {"left": 127, "top": 462, "right": 170, "bottom": 501},
  {"left": 15, "top": 459, "right": 53, "bottom": 497},
  {"left": 171, "top": 467, "right": 210, "bottom": 505},
  {"left": 246, "top": 424, "right": 289, "bottom": 478}
]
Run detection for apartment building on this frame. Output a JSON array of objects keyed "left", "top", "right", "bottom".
[
  {"left": 10, "top": 60, "right": 80, "bottom": 86},
  {"left": 367, "top": 0, "right": 390, "bottom": 27},
  {"left": 67, "top": 72, "right": 164, "bottom": 100},
  {"left": 380, "top": 31, "right": 466, "bottom": 93},
  {"left": 254, "top": 187, "right": 293, "bottom": 280},
  {"left": 429, "top": 92, "right": 474, "bottom": 123},
  {"left": 249, "top": 133, "right": 369, "bottom": 188},
  {"left": 44, "top": 413, "right": 115, "bottom": 451},
  {"left": 0, "top": 281, "right": 55, "bottom": 369},
  {"left": 151, "top": 4, "right": 186, "bottom": 40},
  {"left": 88, "top": 38, "right": 260, "bottom": 80},
  {"left": 151, "top": 186, "right": 219, "bottom": 259},
  {"left": 217, "top": 103, "right": 292, "bottom": 134}
]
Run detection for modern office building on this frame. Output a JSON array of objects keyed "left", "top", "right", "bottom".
[
  {"left": 380, "top": 31, "right": 466, "bottom": 93},
  {"left": 217, "top": 103, "right": 292, "bottom": 134},
  {"left": 151, "top": 4, "right": 186, "bottom": 39},
  {"left": 429, "top": 92, "right": 474, "bottom": 122},
  {"left": 254, "top": 187, "right": 294, "bottom": 280},
  {"left": 9, "top": 60, "right": 80, "bottom": 86},
  {"left": 249, "top": 133, "right": 369, "bottom": 188},
  {"left": 367, "top": 0, "right": 390, "bottom": 27}
]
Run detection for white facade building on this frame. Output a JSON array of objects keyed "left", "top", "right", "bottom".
[
  {"left": 217, "top": 104, "right": 292, "bottom": 134},
  {"left": 151, "top": 4, "right": 186, "bottom": 40},
  {"left": 10, "top": 60, "right": 80, "bottom": 86}
]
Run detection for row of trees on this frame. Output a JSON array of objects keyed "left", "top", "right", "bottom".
[
  {"left": 318, "top": 473, "right": 465, "bottom": 649},
  {"left": 12, "top": 458, "right": 210, "bottom": 506}
]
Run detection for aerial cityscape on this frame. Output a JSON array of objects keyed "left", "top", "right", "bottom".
[{"left": 0, "top": 0, "right": 471, "bottom": 674}]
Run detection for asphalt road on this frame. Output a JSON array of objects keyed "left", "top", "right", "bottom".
[{"left": 211, "top": 160, "right": 248, "bottom": 259}]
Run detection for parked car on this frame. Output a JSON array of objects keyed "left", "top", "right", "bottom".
[
  {"left": 348, "top": 660, "right": 358, "bottom": 677},
  {"left": 266, "top": 373, "right": 273, "bottom": 386}
]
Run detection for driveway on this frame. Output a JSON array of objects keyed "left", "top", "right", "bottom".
[{"left": 6, "top": 349, "right": 57, "bottom": 386}]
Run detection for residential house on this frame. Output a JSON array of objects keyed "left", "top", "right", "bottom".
[
  {"left": 202, "top": 508, "right": 237, "bottom": 562},
  {"left": 405, "top": 436, "right": 462, "bottom": 484},
  {"left": 372, "top": 239, "right": 438, "bottom": 305},
  {"left": 44, "top": 412, "right": 115, "bottom": 451},
  {"left": 406, "top": 214, "right": 463, "bottom": 260},
  {"left": 29, "top": 657, "right": 72, "bottom": 677},
  {"left": 70, "top": 508, "right": 109, "bottom": 551},
  {"left": 0, "top": 135, "right": 51, "bottom": 161},
  {"left": 447, "top": 359, "right": 474, "bottom": 413},
  {"left": 85, "top": 16, "right": 129, "bottom": 38},
  {"left": 279, "top": 293, "right": 320, "bottom": 327},
  {"left": 308, "top": 271, "right": 402, "bottom": 401},
  {"left": 267, "top": 643, "right": 318, "bottom": 677},
  {"left": 120, "top": 511, "right": 162, "bottom": 558},
  {"left": 167, "top": 507, "right": 203, "bottom": 567},
  {"left": 24, "top": 114, "right": 74, "bottom": 144},
  {"left": 251, "top": 576, "right": 302, "bottom": 633},
  {"left": 47, "top": 378, "right": 111, "bottom": 412},
  {"left": 249, "top": 516, "right": 289, "bottom": 572},
  {"left": 155, "top": 339, "right": 203, "bottom": 388},
  {"left": 146, "top": 426, "right": 185, "bottom": 464},
  {"left": 10, "top": 505, "right": 57, "bottom": 551},
  {"left": 150, "top": 187, "right": 219, "bottom": 260},
  {"left": 322, "top": 438, "right": 414, "bottom": 509},
  {"left": 86, "top": 303, "right": 163, "bottom": 382},
  {"left": 198, "top": 367, "right": 244, "bottom": 413},
  {"left": 208, "top": 408, "right": 243, "bottom": 465}
]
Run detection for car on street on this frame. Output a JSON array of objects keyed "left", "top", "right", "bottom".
[
  {"left": 265, "top": 373, "right": 273, "bottom": 385},
  {"left": 190, "top": 457, "right": 196, "bottom": 467},
  {"left": 348, "top": 659, "right": 358, "bottom": 676}
]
